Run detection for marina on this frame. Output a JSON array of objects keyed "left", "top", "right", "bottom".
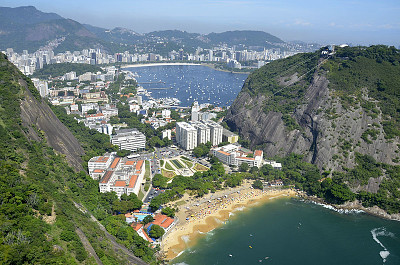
[{"left": 127, "top": 64, "right": 248, "bottom": 107}]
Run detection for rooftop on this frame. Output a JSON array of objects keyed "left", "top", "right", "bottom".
[
  {"left": 114, "top": 180, "right": 126, "bottom": 187},
  {"left": 100, "top": 171, "right": 113, "bottom": 184}
]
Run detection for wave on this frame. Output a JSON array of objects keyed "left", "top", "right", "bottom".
[
  {"left": 235, "top": 206, "right": 245, "bottom": 211},
  {"left": 371, "top": 227, "right": 395, "bottom": 263},
  {"left": 310, "top": 201, "right": 365, "bottom": 214}
]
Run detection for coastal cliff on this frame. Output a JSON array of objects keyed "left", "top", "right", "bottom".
[{"left": 226, "top": 46, "right": 400, "bottom": 172}]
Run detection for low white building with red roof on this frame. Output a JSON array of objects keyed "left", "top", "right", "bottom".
[
  {"left": 212, "top": 144, "right": 264, "bottom": 168},
  {"left": 98, "top": 158, "right": 145, "bottom": 198}
]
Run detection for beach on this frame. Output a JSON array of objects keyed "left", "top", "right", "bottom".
[{"left": 161, "top": 180, "right": 297, "bottom": 261}]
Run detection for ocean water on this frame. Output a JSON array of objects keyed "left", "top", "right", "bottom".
[
  {"left": 127, "top": 65, "right": 248, "bottom": 107},
  {"left": 172, "top": 198, "right": 400, "bottom": 265}
]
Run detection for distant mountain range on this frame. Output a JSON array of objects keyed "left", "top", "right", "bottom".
[{"left": 0, "top": 6, "right": 286, "bottom": 53}]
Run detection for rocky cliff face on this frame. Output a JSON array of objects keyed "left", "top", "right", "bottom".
[
  {"left": 19, "top": 78, "right": 84, "bottom": 171},
  {"left": 226, "top": 52, "right": 400, "bottom": 171}
]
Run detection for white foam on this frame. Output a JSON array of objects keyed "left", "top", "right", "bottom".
[
  {"left": 229, "top": 212, "right": 235, "bottom": 217},
  {"left": 310, "top": 201, "right": 364, "bottom": 214},
  {"left": 181, "top": 235, "right": 190, "bottom": 243},
  {"left": 235, "top": 206, "right": 245, "bottom": 211},
  {"left": 371, "top": 227, "right": 395, "bottom": 263}
]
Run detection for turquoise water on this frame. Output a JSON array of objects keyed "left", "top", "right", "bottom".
[
  {"left": 172, "top": 198, "right": 400, "bottom": 265},
  {"left": 128, "top": 65, "right": 248, "bottom": 107}
]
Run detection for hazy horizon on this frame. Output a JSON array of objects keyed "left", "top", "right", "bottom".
[{"left": 2, "top": 0, "right": 399, "bottom": 46}]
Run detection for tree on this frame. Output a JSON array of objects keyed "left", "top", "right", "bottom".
[
  {"left": 161, "top": 207, "right": 175, "bottom": 217},
  {"left": 86, "top": 109, "right": 97, "bottom": 115},
  {"left": 239, "top": 162, "right": 249, "bottom": 172},
  {"left": 252, "top": 179, "right": 263, "bottom": 190},
  {"left": 152, "top": 174, "right": 168, "bottom": 189},
  {"left": 142, "top": 215, "right": 154, "bottom": 225},
  {"left": 149, "top": 225, "right": 165, "bottom": 239}
]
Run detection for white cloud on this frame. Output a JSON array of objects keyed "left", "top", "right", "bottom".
[{"left": 294, "top": 19, "right": 312, "bottom": 26}]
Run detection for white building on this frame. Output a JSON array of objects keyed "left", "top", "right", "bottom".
[
  {"left": 162, "top": 109, "right": 171, "bottom": 118},
  {"left": 31, "top": 78, "right": 49, "bottom": 97},
  {"left": 111, "top": 129, "right": 146, "bottom": 151},
  {"left": 81, "top": 103, "right": 99, "bottom": 114},
  {"left": 191, "top": 101, "right": 200, "bottom": 121},
  {"left": 212, "top": 145, "right": 264, "bottom": 168},
  {"left": 191, "top": 121, "right": 210, "bottom": 145},
  {"left": 176, "top": 122, "right": 197, "bottom": 150},
  {"left": 101, "top": 107, "right": 118, "bottom": 118},
  {"left": 88, "top": 153, "right": 115, "bottom": 179},
  {"left": 98, "top": 159, "right": 145, "bottom": 198},
  {"left": 203, "top": 120, "right": 223, "bottom": 146},
  {"left": 162, "top": 129, "right": 172, "bottom": 140}
]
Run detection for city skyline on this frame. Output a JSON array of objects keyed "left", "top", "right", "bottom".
[{"left": 2, "top": 0, "right": 399, "bottom": 46}]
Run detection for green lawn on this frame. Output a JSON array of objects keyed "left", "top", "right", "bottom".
[
  {"left": 145, "top": 160, "right": 150, "bottom": 179},
  {"left": 165, "top": 161, "right": 174, "bottom": 170},
  {"left": 171, "top": 159, "right": 184, "bottom": 169},
  {"left": 182, "top": 159, "right": 193, "bottom": 168}
]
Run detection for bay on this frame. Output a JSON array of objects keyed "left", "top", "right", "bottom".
[
  {"left": 172, "top": 198, "right": 400, "bottom": 265},
  {"left": 127, "top": 65, "right": 248, "bottom": 107}
]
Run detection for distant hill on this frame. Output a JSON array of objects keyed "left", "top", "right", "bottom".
[
  {"left": 0, "top": 6, "right": 62, "bottom": 25},
  {"left": 0, "top": 6, "right": 109, "bottom": 52},
  {"left": 0, "top": 5, "right": 287, "bottom": 53},
  {"left": 206, "top": 30, "right": 284, "bottom": 48}
]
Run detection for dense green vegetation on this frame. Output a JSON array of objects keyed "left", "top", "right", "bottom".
[
  {"left": 322, "top": 45, "right": 400, "bottom": 138},
  {"left": 0, "top": 53, "right": 159, "bottom": 264},
  {"left": 0, "top": 53, "right": 130, "bottom": 264},
  {"left": 32, "top": 63, "right": 104, "bottom": 79}
]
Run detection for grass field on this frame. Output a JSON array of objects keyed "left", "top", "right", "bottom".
[
  {"left": 162, "top": 169, "right": 176, "bottom": 178},
  {"left": 171, "top": 159, "right": 184, "bottom": 169},
  {"left": 182, "top": 160, "right": 193, "bottom": 168},
  {"left": 165, "top": 161, "right": 174, "bottom": 170},
  {"left": 138, "top": 190, "right": 145, "bottom": 200},
  {"left": 144, "top": 160, "right": 150, "bottom": 179},
  {"left": 194, "top": 163, "right": 209, "bottom": 171}
]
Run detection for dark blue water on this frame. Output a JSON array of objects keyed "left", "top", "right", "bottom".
[
  {"left": 127, "top": 65, "right": 248, "bottom": 107},
  {"left": 172, "top": 198, "right": 400, "bottom": 265}
]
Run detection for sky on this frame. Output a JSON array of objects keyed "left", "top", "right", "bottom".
[{"left": 2, "top": 0, "right": 400, "bottom": 46}]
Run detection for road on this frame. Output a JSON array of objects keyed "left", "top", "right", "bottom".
[{"left": 140, "top": 146, "right": 212, "bottom": 203}]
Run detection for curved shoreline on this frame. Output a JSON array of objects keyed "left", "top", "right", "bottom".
[
  {"left": 121, "top": 62, "right": 251, "bottom": 74},
  {"left": 161, "top": 183, "right": 297, "bottom": 261},
  {"left": 121, "top": 62, "right": 203, "bottom": 68}
]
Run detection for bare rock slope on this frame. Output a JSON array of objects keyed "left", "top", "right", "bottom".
[
  {"left": 20, "top": 79, "right": 84, "bottom": 171},
  {"left": 226, "top": 53, "right": 399, "bottom": 172}
]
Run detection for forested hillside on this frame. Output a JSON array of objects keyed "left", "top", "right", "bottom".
[{"left": 0, "top": 53, "right": 156, "bottom": 264}]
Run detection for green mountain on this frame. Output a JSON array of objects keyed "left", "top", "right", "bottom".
[
  {"left": 0, "top": 6, "right": 110, "bottom": 53},
  {"left": 226, "top": 45, "right": 400, "bottom": 213},
  {"left": 0, "top": 53, "right": 153, "bottom": 263},
  {"left": 206, "top": 30, "right": 284, "bottom": 48}
]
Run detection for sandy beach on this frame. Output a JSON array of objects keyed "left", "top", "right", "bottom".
[{"left": 161, "top": 180, "right": 297, "bottom": 261}]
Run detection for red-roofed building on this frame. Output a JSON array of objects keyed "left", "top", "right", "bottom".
[
  {"left": 88, "top": 154, "right": 114, "bottom": 179},
  {"left": 212, "top": 144, "right": 264, "bottom": 168},
  {"left": 152, "top": 214, "right": 175, "bottom": 232},
  {"left": 109, "top": 157, "right": 121, "bottom": 169}
]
